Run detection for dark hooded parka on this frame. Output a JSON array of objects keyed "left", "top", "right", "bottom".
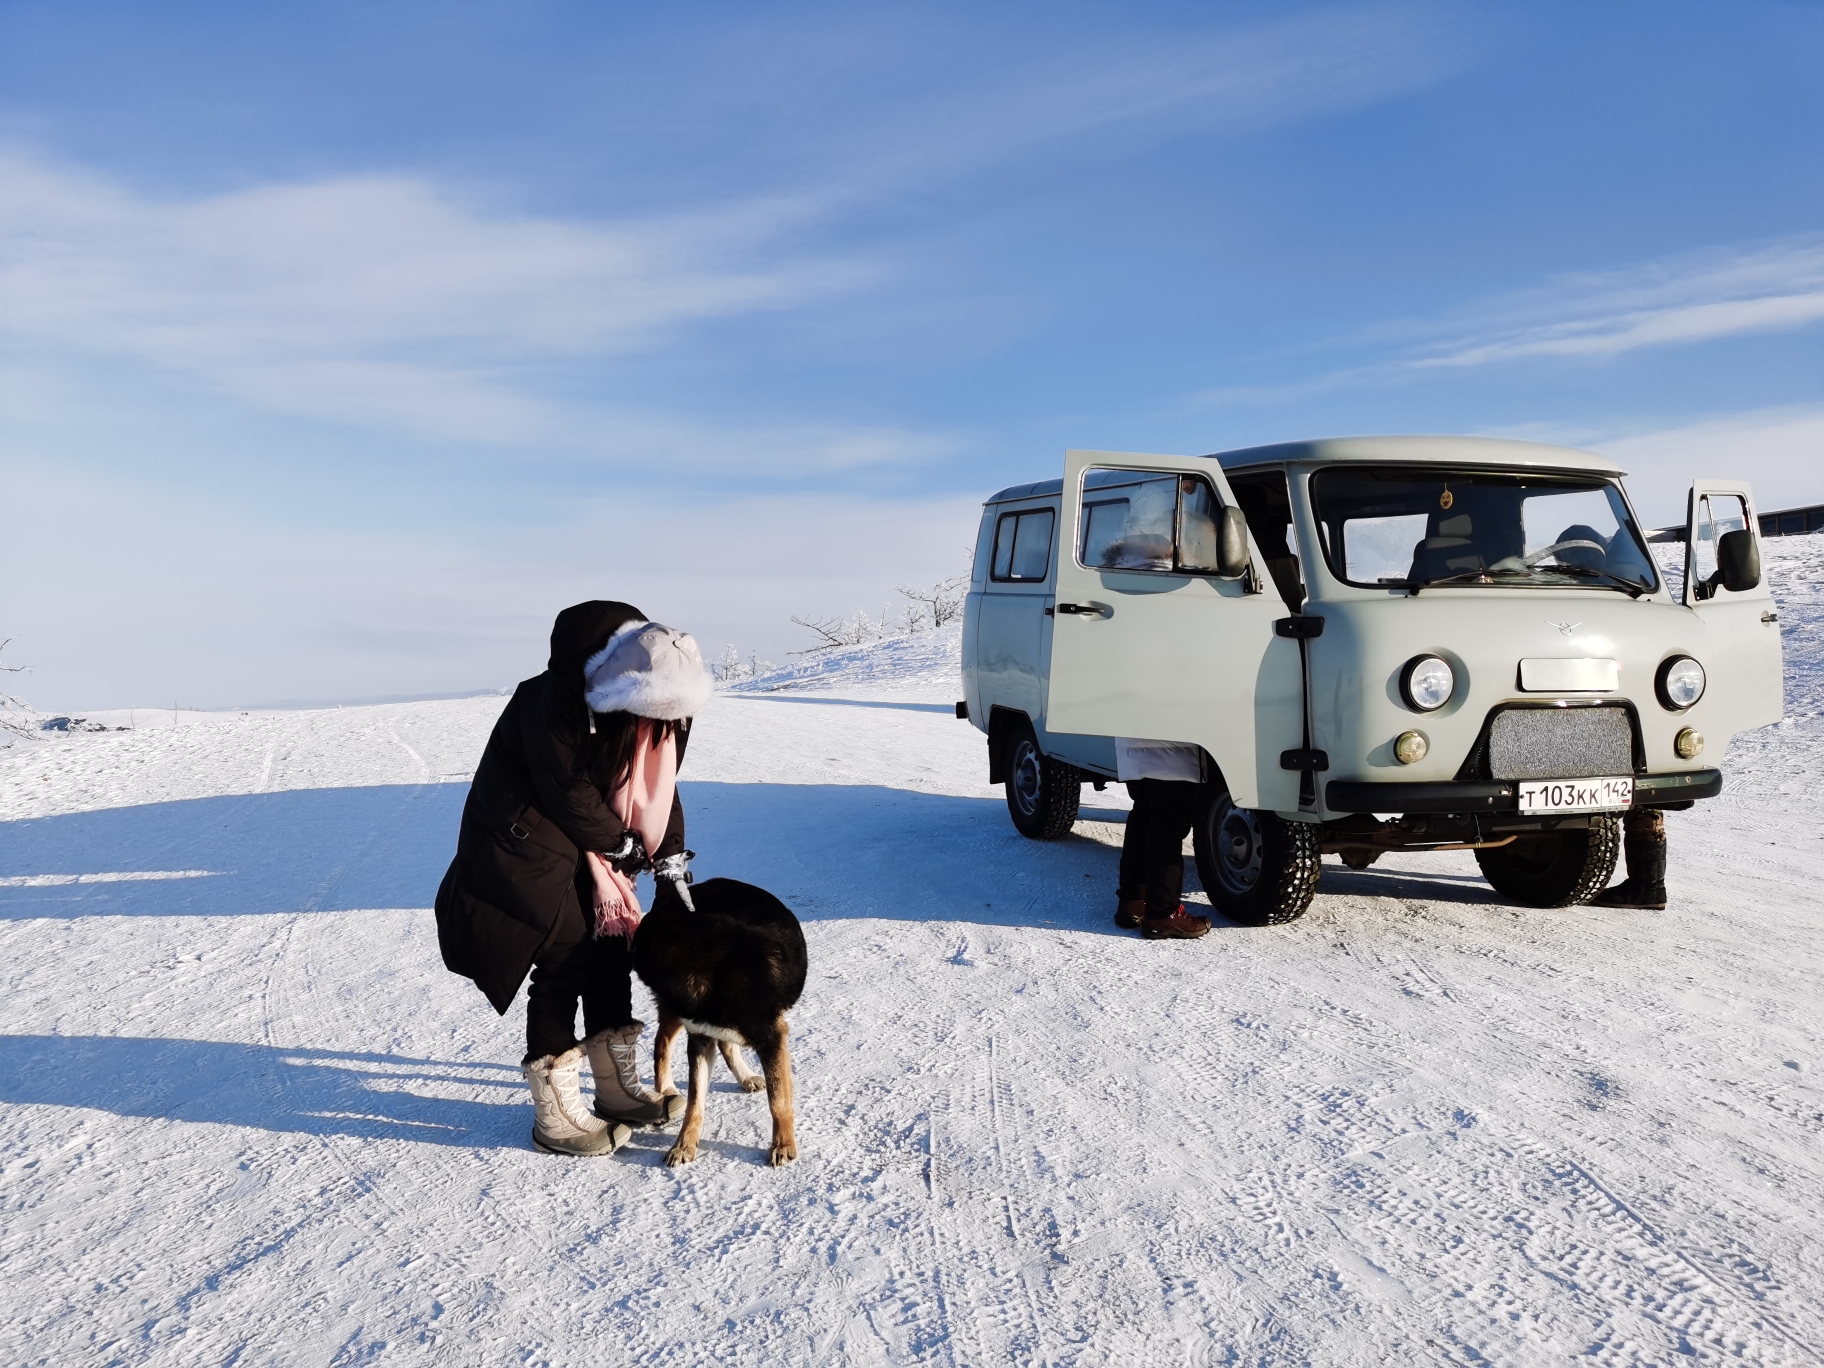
[{"left": 435, "top": 601, "right": 688, "bottom": 1013}]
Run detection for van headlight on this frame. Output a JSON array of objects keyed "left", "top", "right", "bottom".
[
  {"left": 1656, "top": 656, "right": 1705, "bottom": 711},
  {"left": 1400, "top": 655, "right": 1455, "bottom": 712}
]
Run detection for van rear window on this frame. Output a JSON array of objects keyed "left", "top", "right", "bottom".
[{"left": 991, "top": 508, "right": 1055, "bottom": 581}]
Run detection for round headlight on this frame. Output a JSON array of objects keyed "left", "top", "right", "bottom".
[
  {"left": 1656, "top": 656, "right": 1706, "bottom": 711},
  {"left": 1674, "top": 727, "right": 1705, "bottom": 760},
  {"left": 1401, "top": 655, "right": 1455, "bottom": 712},
  {"left": 1394, "top": 730, "right": 1429, "bottom": 764}
]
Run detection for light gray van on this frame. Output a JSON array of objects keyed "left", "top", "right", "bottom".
[{"left": 959, "top": 437, "right": 1782, "bottom": 924}]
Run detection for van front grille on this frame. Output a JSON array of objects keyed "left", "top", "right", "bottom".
[{"left": 1486, "top": 706, "right": 1634, "bottom": 781}]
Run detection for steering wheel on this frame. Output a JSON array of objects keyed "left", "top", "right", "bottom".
[{"left": 1487, "top": 539, "right": 1607, "bottom": 573}]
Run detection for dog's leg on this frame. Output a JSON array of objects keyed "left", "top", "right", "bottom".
[
  {"left": 665, "top": 1033, "right": 715, "bottom": 1167},
  {"left": 653, "top": 1012, "right": 684, "bottom": 1099},
  {"left": 718, "top": 1040, "right": 766, "bottom": 1093},
  {"left": 758, "top": 1018, "right": 797, "bottom": 1167}
]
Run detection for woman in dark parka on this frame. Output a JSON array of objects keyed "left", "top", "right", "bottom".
[{"left": 435, "top": 600, "right": 709, "bottom": 1155}]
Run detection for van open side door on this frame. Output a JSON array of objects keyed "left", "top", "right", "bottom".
[
  {"left": 1044, "top": 449, "right": 1304, "bottom": 812},
  {"left": 1684, "top": 481, "right": 1783, "bottom": 735}
]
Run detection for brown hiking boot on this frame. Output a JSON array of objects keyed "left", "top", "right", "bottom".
[
  {"left": 1114, "top": 890, "right": 1147, "bottom": 929},
  {"left": 1141, "top": 905, "right": 1210, "bottom": 940}
]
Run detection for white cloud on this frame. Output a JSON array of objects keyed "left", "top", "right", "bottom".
[
  {"left": 1, "top": 448, "right": 984, "bottom": 710},
  {"left": 1592, "top": 404, "right": 1824, "bottom": 527},
  {"left": 1188, "top": 236, "right": 1824, "bottom": 412},
  {"left": 837, "top": 4, "right": 1474, "bottom": 192},
  {"left": 1412, "top": 238, "right": 1824, "bottom": 368},
  {"left": 0, "top": 6, "right": 1472, "bottom": 448},
  {"left": 0, "top": 149, "right": 862, "bottom": 442}
]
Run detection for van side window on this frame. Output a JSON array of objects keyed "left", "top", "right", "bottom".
[
  {"left": 990, "top": 508, "right": 1056, "bottom": 582},
  {"left": 1228, "top": 469, "right": 1304, "bottom": 608},
  {"left": 1079, "top": 469, "right": 1225, "bottom": 575},
  {"left": 1690, "top": 492, "right": 1748, "bottom": 590}
]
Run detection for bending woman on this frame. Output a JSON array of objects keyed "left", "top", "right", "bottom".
[{"left": 435, "top": 601, "right": 712, "bottom": 1155}]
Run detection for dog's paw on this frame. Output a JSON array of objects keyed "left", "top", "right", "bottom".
[
  {"left": 768, "top": 1140, "right": 798, "bottom": 1167},
  {"left": 665, "top": 1142, "right": 697, "bottom": 1167},
  {"left": 739, "top": 1076, "right": 766, "bottom": 1094}
]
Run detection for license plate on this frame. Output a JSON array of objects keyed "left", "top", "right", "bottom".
[{"left": 1516, "top": 776, "right": 1634, "bottom": 813}]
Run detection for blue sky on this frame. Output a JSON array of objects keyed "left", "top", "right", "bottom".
[{"left": 4, "top": 1, "right": 1822, "bottom": 709}]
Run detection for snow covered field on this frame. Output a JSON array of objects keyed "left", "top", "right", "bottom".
[{"left": 4, "top": 541, "right": 1823, "bottom": 1366}]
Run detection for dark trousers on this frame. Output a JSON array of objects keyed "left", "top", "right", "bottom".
[
  {"left": 524, "top": 879, "right": 635, "bottom": 1063},
  {"left": 1621, "top": 806, "right": 1666, "bottom": 883},
  {"left": 1624, "top": 807, "right": 1665, "bottom": 839},
  {"left": 1119, "top": 779, "right": 1200, "bottom": 919}
]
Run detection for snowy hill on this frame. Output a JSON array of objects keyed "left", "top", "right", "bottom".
[
  {"left": 724, "top": 622, "right": 963, "bottom": 703},
  {"left": 2, "top": 540, "right": 1822, "bottom": 1365}
]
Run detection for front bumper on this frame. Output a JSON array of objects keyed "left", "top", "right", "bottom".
[{"left": 1324, "top": 768, "right": 1722, "bottom": 816}]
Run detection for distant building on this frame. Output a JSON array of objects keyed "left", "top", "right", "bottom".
[
  {"left": 1759, "top": 502, "right": 1824, "bottom": 537},
  {"left": 1649, "top": 501, "right": 1824, "bottom": 543}
]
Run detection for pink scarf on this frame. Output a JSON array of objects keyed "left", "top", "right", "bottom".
[{"left": 584, "top": 719, "right": 679, "bottom": 942}]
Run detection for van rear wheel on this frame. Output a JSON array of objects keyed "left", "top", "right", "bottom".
[
  {"left": 1004, "top": 732, "right": 1081, "bottom": 840},
  {"left": 1191, "top": 789, "right": 1320, "bottom": 925},
  {"left": 1474, "top": 815, "right": 1620, "bottom": 907}
]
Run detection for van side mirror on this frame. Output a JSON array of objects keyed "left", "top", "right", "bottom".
[
  {"left": 1218, "top": 505, "right": 1250, "bottom": 578},
  {"left": 1715, "top": 528, "right": 1761, "bottom": 593}
]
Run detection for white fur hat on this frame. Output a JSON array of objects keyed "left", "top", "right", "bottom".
[{"left": 583, "top": 621, "right": 712, "bottom": 719}]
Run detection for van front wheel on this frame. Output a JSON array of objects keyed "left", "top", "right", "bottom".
[
  {"left": 1474, "top": 816, "right": 1620, "bottom": 907},
  {"left": 1192, "top": 790, "right": 1320, "bottom": 925},
  {"left": 1004, "top": 733, "right": 1081, "bottom": 840}
]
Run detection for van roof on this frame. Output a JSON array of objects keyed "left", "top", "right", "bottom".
[
  {"left": 983, "top": 436, "right": 1624, "bottom": 504},
  {"left": 984, "top": 478, "right": 1065, "bottom": 504},
  {"left": 1211, "top": 434, "right": 1624, "bottom": 475}
]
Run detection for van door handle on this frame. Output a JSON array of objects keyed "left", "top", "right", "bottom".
[{"left": 1054, "top": 601, "right": 1112, "bottom": 618}]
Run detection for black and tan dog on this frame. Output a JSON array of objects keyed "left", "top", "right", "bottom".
[{"left": 633, "top": 877, "right": 807, "bottom": 1166}]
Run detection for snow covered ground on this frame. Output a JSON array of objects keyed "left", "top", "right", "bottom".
[{"left": 3, "top": 541, "right": 1823, "bottom": 1366}]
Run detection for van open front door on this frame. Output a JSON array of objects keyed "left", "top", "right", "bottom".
[
  {"left": 1044, "top": 448, "right": 1303, "bottom": 812},
  {"left": 1684, "top": 480, "right": 1783, "bottom": 736}
]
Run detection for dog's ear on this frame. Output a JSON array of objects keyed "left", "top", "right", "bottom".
[{"left": 652, "top": 878, "right": 690, "bottom": 913}]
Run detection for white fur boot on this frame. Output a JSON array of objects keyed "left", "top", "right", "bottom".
[
  {"left": 523, "top": 1046, "right": 628, "bottom": 1155},
  {"left": 586, "top": 1023, "right": 684, "bottom": 1126}
]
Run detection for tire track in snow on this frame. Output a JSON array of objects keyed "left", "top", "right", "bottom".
[{"left": 142, "top": 722, "right": 449, "bottom": 1353}]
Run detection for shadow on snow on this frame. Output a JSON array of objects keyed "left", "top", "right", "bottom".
[
  {"left": 0, "top": 780, "right": 1498, "bottom": 926},
  {"left": 0, "top": 1035, "right": 528, "bottom": 1149},
  {"left": 0, "top": 781, "right": 1143, "bottom": 931}
]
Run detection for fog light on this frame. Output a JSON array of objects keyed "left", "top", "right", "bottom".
[
  {"left": 1394, "top": 730, "right": 1429, "bottom": 765},
  {"left": 1674, "top": 727, "right": 1704, "bottom": 760}
]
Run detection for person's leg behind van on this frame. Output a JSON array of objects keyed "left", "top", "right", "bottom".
[
  {"left": 1593, "top": 807, "right": 1667, "bottom": 909},
  {"left": 1115, "top": 782, "right": 1152, "bottom": 927},
  {"left": 1131, "top": 779, "right": 1209, "bottom": 940}
]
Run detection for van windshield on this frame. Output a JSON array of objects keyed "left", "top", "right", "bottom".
[{"left": 1309, "top": 466, "right": 1659, "bottom": 594}]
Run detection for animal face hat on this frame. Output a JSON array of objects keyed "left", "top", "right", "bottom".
[{"left": 583, "top": 621, "right": 712, "bottom": 719}]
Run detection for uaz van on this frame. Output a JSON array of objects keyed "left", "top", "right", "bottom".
[{"left": 958, "top": 437, "right": 1782, "bottom": 924}]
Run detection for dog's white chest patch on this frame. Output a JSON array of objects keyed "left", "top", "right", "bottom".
[{"left": 680, "top": 1017, "right": 746, "bottom": 1044}]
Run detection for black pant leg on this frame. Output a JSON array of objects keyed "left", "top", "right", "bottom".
[
  {"left": 579, "top": 933, "right": 636, "bottom": 1039},
  {"left": 1141, "top": 779, "right": 1198, "bottom": 918},
  {"left": 1118, "top": 781, "right": 1151, "bottom": 897},
  {"left": 525, "top": 892, "right": 590, "bottom": 1063},
  {"left": 1621, "top": 805, "right": 1667, "bottom": 884}
]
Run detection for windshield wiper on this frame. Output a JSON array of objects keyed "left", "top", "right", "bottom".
[
  {"left": 1413, "top": 564, "right": 1647, "bottom": 596},
  {"left": 1409, "top": 569, "right": 1524, "bottom": 593},
  {"left": 1540, "top": 563, "right": 1650, "bottom": 597}
]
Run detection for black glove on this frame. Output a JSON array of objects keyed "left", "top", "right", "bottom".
[{"left": 603, "top": 830, "right": 650, "bottom": 876}]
